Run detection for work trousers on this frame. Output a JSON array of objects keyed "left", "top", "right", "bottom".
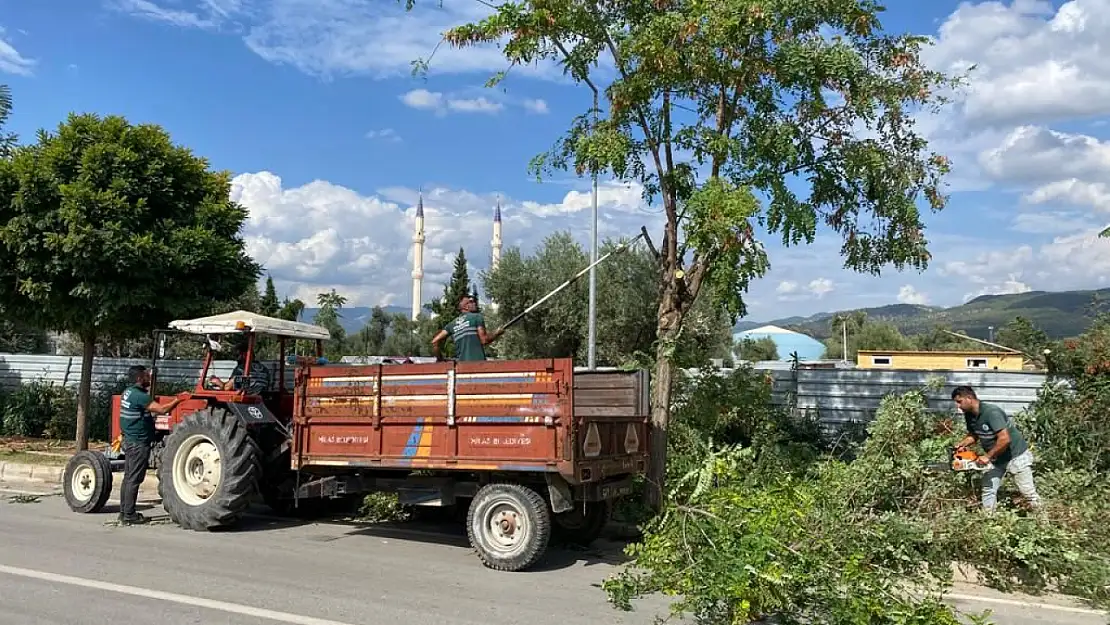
[
  {"left": 981, "top": 448, "right": 1040, "bottom": 512},
  {"left": 120, "top": 439, "right": 151, "bottom": 518}
]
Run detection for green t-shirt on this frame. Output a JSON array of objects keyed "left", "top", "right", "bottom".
[
  {"left": 446, "top": 312, "right": 486, "bottom": 361},
  {"left": 963, "top": 401, "right": 1029, "bottom": 464},
  {"left": 119, "top": 384, "right": 156, "bottom": 443}
]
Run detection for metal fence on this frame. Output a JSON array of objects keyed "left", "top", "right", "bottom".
[
  {"left": 0, "top": 354, "right": 296, "bottom": 390},
  {"left": 0, "top": 354, "right": 1053, "bottom": 428},
  {"left": 763, "top": 367, "right": 1051, "bottom": 428}
]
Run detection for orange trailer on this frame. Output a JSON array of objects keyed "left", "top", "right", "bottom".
[{"left": 62, "top": 311, "right": 650, "bottom": 571}]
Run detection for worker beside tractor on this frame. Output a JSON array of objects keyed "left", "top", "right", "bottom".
[{"left": 118, "top": 365, "right": 188, "bottom": 526}]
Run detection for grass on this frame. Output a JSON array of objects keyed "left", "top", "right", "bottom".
[{"left": 0, "top": 450, "right": 68, "bottom": 466}]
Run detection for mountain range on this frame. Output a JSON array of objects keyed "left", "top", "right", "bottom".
[
  {"left": 301, "top": 288, "right": 1110, "bottom": 339},
  {"left": 733, "top": 288, "right": 1110, "bottom": 340}
]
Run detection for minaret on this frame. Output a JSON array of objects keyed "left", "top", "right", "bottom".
[
  {"left": 411, "top": 193, "right": 425, "bottom": 321},
  {"left": 491, "top": 198, "right": 503, "bottom": 269}
]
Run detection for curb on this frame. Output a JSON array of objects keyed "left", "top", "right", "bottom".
[
  {"left": 0, "top": 460, "right": 161, "bottom": 490},
  {"left": 0, "top": 461, "right": 64, "bottom": 483}
]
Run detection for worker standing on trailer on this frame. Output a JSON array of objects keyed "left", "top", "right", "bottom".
[
  {"left": 431, "top": 295, "right": 504, "bottom": 361},
  {"left": 118, "top": 365, "right": 186, "bottom": 526},
  {"left": 952, "top": 385, "right": 1041, "bottom": 512}
]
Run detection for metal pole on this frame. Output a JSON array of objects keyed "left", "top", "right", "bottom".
[
  {"left": 587, "top": 90, "right": 599, "bottom": 370},
  {"left": 842, "top": 318, "right": 848, "bottom": 363}
]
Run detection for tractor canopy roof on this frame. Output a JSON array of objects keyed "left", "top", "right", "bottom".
[{"left": 168, "top": 310, "right": 331, "bottom": 341}]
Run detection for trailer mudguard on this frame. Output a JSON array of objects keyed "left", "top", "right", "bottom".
[{"left": 225, "top": 402, "right": 280, "bottom": 427}]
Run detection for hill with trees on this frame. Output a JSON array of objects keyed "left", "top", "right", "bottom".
[{"left": 736, "top": 289, "right": 1110, "bottom": 340}]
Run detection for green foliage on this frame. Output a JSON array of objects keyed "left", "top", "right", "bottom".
[
  {"left": 912, "top": 326, "right": 985, "bottom": 351},
  {"left": 260, "top": 276, "right": 280, "bottom": 317},
  {"left": 359, "top": 492, "right": 411, "bottom": 523},
  {"left": 733, "top": 336, "right": 779, "bottom": 361},
  {"left": 0, "top": 84, "right": 16, "bottom": 158},
  {"left": 0, "top": 318, "right": 50, "bottom": 354},
  {"left": 604, "top": 367, "right": 1110, "bottom": 622},
  {"left": 0, "top": 381, "right": 76, "bottom": 438},
  {"left": 995, "top": 316, "right": 1049, "bottom": 360},
  {"left": 312, "top": 289, "right": 348, "bottom": 360},
  {"left": 0, "top": 112, "right": 260, "bottom": 341},
  {"left": 482, "top": 231, "right": 733, "bottom": 367},
  {"left": 1020, "top": 315, "right": 1110, "bottom": 475},
  {"left": 825, "top": 315, "right": 916, "bottom": 360}
]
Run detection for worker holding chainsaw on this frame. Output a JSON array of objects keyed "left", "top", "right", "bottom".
[
  {"left": 951, "top": 385, "right": 1041, "bottom": 512},
  {"left": 431, "top": 295, "right": 504, "bottom": 361}
]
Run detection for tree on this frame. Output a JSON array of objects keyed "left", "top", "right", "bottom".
[
  {"left": 278, "top": 297, "right": 305, "bottom": 322},
  {"left": 412, "top": 0, "right": 958, "bottom": 506},
  {"left": 483, "top": 231, "right": 734, "bottom": 366},
  {"left": 313, "top": 289, "right": 348, "bottom": 359},
  {"left": 996, "top": 316, "right": 1048, "bottom": 362},
  {"left": 261, "top": 276, "right": 280, "bottom": 317},
  {"left": 0, "top": 113, "right": 258, "bottom": 449},
  {"left": 912, "top": 325, "right": 983, "bottom": 351},
  {"left": 734, "top": 336, "right": 779, "bottom": 361},
  {"left": 827, "top": 311, "right": 868, "bottom": 360},
  {"left": 826, "top": 318, "right": 914, "bottom": 361},
  {"left": 350, "top": 305, "right": 393, "bottom": 356},
  {"left": 0, "top": 84, "right": 16, "bottom": 158},
  {"left": 0, "top": 318, "right": 50, "bottom": 354}
]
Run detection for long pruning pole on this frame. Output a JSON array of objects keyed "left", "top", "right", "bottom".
[{"left": 495, "top": 230, "right": 646, "bottom": 334}]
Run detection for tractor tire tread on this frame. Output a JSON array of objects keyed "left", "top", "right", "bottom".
[
  {"left": 466, "top": 482, "right": 551, "bottom": 572},
  {"left": 157, "top": 407, "right": 260, "bottom": 531}
]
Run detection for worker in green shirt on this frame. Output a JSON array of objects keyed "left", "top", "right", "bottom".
[
  {"left": 118, "top": 365, "right": 186, "bottom": 526},
  {"left": 952, "top": 385, "right": 1040, "bottom": 512},
  {"left": 432, "top": 295, "right": 504, "bottom": 361}
]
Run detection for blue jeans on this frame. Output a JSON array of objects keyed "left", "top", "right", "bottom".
[{"left": 981, "top": 449, "right": 1040, "bottom": 512}]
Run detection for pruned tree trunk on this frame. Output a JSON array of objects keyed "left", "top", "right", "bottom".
[
  {"left": 75, "top": 332, "right": 96, "bottom": 451},
  {"left": 645, "top": 282, "right": 683, "bottom": 511}
]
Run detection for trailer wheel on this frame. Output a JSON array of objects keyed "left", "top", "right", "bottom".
[
  {"left": 553, "top": 500, "right": 611, "bottom": 546},
  {"left": 62, "top": 450, "right": 112, "bottom": 514},
  {"left": 467, "top": 483, "right": 551, "bottom": 572},
  {"left": 157, "top": 407, "right": 260, "bottom": 531}
]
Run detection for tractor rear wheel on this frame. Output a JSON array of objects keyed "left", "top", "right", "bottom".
[
  {"left": 467, "top": 483, "right": 551, "bottom": 572},
  {"left": 62, "top": 450, "right": 112, "bottom": 513},
  {"left": 157, "top": 407, "right": 260, "bottom": 531}
]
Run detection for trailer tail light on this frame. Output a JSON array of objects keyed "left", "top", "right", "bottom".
[
  {"left": 624, "top": 423, "right": 639, "bottom": 453},
  {"left": 582, "top": 422, "right": 601, "bottom": 457}
]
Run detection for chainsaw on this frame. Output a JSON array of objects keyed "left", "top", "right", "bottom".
[{"left": 950, "top": 449, "right": 994, "bottom": 472}]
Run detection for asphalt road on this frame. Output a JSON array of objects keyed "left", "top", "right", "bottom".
[{"left": 0, "top": 478, "right": 1105, "bottom": 625}]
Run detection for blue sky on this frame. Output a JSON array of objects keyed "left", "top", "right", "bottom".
[{"left": 3, "top": 0, "right": 1109, "bottom": 323}]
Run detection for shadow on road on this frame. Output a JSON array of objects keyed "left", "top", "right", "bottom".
[{"left": 220, "top": 503, "right": 634, "bottom": 571}]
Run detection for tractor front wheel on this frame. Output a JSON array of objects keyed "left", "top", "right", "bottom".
[
  {"left": 157, "top": 407, "right": 260, "bottom": 531},
  {"left": 62, "top": 450, "right": 112, "bottom": 513}
]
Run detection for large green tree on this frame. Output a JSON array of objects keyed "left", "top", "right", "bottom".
[
  {"left": 412, "top": 0, "right": 959, "bottom": 506},
  {"left": 0, "top": 84, "right": 16, "bottom": 158},
  {"left": 411, "top": 0, "right": 959, "bottom": 505},
  {"left": 260, "top": 275, "right": 281, "bottom": 317},
  {"left": 0, "top": 113, "right": 259, "bottom": 449},
  {"left": 313, "top": 289, "right": 348, "bottom": 359}
]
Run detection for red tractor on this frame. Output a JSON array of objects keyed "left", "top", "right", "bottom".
[
  {"left": 62, "top": 310, "right": 331, "bottom": 525},
  {"left": 62, "top": 310, "right": 650, "bottom": 571}
]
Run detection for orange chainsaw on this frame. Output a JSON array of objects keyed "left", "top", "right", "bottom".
[{"left": 950, "top": 449, "right": 994, "bottom": 472}]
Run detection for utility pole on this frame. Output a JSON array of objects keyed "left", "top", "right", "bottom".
[
  {"left": 841, "top": 316, "right": 848, "bottom": 363},
  {"left": 587, "top": 89, "right": 599, "bottom": 370}
]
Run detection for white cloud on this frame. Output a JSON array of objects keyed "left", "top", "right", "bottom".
[
  {"left": 522, "top": 98, "right": 549, "bottom": 114},
  {"left": 807, "top": 278, "right": 834, "bottom": 298},
  {"left": 108, "top": 0, "right": 218, "bottom": 29},
  {"left": 0, "top": 27, "right": 35, "bottom": 76},
  {"left": 924, "top": 0, "right": 1110, "bottom": 128},
  {"left": 775, "top": 281, "right": 798, "bottom": 295},
  {"left": 400, "top": 89, "right": 443, "bottom": 111},
  {"left": 231, "top": 171, "right": 660, "bottom": 308},
  {"left": 446, "top": 96, "right": 502, "bottom": 114},
  {"left": 365, "top": 128, "right": 401, "bottom": 142},
  {"left": 897, "top": 285, "right": 929, "bottom": 306}
]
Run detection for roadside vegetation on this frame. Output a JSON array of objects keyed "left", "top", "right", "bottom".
[{"left": 602, "top": 316, "right": 1110, "bottom": 624}]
